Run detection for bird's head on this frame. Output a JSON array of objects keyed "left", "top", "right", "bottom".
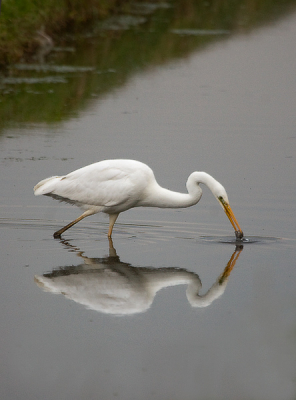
[
  {"left": 212, "top": 182, "right": 229, "bottom": 205},
  {"left": 190, "top": 171, "right": 244, "bottom": 239}
]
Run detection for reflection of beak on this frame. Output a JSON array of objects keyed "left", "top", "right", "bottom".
[
  {"left": 220, "top": 200, "right": 243, "bottom": 236},
  {"left": 219, "top": 245, "right": 243, "bottom": 284}
]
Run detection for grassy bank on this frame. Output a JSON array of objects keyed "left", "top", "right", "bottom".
[
  {"left": 1, "top": 0, "right": 296, "bottom": 67},
  {"left": 0, "top": 0, "right": 135, "bottom": 66},
  {"left": 1, "top": 0, "right": 296, "bottom": 130},
  {"left": 1, "top": 0, "right": 296, "bottom": 68}
]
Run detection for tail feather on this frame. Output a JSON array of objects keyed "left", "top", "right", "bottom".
[{"left": 34, "top": 176, "right": 61, "bottom": 196}]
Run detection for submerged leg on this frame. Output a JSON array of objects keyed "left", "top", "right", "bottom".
[
  {"left": 53, "top": 210, "right": 95, "bottom": 238},
  {"left": 108, "top": 213, "right": 119, "bottom": 238},
  {"left": 108, "top": 237, "right": 118, "bottom": 258}
]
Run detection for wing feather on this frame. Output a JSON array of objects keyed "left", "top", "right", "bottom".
[{"left": 34, "top": 160, "right": 154, "bottom": 211}]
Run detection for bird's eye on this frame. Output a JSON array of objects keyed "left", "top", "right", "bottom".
[{"left": 218, "top": 196, "right": 226, "bottom": 205}]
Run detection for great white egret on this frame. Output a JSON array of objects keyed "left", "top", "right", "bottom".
[{"left": 34, "top": 159, "right": 243, "bottom": 239}]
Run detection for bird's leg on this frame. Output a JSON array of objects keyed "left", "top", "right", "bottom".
[
  {"left": 53, "top": 210, "right": 95, "bottom": 238},
  {"left": 108, "top": 213, "right": 119, "bottom": 238}
]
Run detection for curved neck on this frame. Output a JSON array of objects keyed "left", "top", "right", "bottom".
[
  {"left": 141, "top": 184, "right": 200, "bottom": 208},
  {"left": 188, "top": 171, "right": 223, "bottom": 195},
  {"left": 186, "top": 278, "right": 228, "bottom": 308},
  {"left": 139, "top": 171, "right": 221, "bottom": 209}
]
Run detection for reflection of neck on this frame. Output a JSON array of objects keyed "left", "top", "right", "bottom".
[
  {"left": 186, "top": 278, "right": 228, "bottom": 308},
  {"left": 141, "top": 268, "right": 202, "bottom": 296},
  {"left": 186, "top": 246, "right": 242, "bottom": 307},
  {"left": 143, "top": 267, "right": 230, "bottom": 308}
]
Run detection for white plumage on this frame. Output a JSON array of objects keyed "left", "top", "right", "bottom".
[
  {"left": 35, "top": 160, "right": 151, "bottom": 211},
  {"left": 34, "top": 159, "right": 243, "bottom": 239}
]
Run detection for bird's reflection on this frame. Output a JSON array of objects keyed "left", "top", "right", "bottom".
[{"left": 35, "top": 239, "right": 243, "bottom": 315}]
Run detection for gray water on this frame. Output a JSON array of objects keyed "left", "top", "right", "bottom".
[{"left": 1, "top": 3, "right": 296, "bottom": 400}]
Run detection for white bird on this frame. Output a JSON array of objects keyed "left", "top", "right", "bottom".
[{"left": 34, "top": 159, "right": 243, "bottom": 239}]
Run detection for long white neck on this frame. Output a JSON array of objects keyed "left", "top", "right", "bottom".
[{"left": 140, "top": 171, "right": 222, "bottom": 209}]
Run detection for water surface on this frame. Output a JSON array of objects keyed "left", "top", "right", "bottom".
[{"left": 1, "top": 3, "right": 296, "bottom": 400}]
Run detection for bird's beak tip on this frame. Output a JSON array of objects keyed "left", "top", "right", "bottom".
[{"left": 235, "top": 230, "right": 244, "bottom": 240}]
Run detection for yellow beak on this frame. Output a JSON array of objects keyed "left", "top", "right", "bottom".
[{"left": 220, "top": 200, "right": 243, "bottom": 238}]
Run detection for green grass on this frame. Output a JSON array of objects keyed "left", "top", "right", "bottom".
[
  {"left": 1, "top": 0, "right": 296, "bottom": 67},
  {"left": 0, "top": 0, "right": 130, "bottom": 66}
]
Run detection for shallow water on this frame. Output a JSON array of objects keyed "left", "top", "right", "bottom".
[{"left": 1, "top": 3, "right": 296, "bottom": 400}]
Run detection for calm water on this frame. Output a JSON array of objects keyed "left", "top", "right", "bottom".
[{"left": 1, "top": 3, "right": 296, "bottom": 400}]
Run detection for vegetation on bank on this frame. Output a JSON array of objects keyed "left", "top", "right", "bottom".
[
  {"left": 0, "top": 0, "right": 136, "bottom": 66},
  {"left": 1, "top": 0, "right": 296, "bottom": 129},
  {"left": 1, "top": 0, "right": 296, "bottom": 67}
]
